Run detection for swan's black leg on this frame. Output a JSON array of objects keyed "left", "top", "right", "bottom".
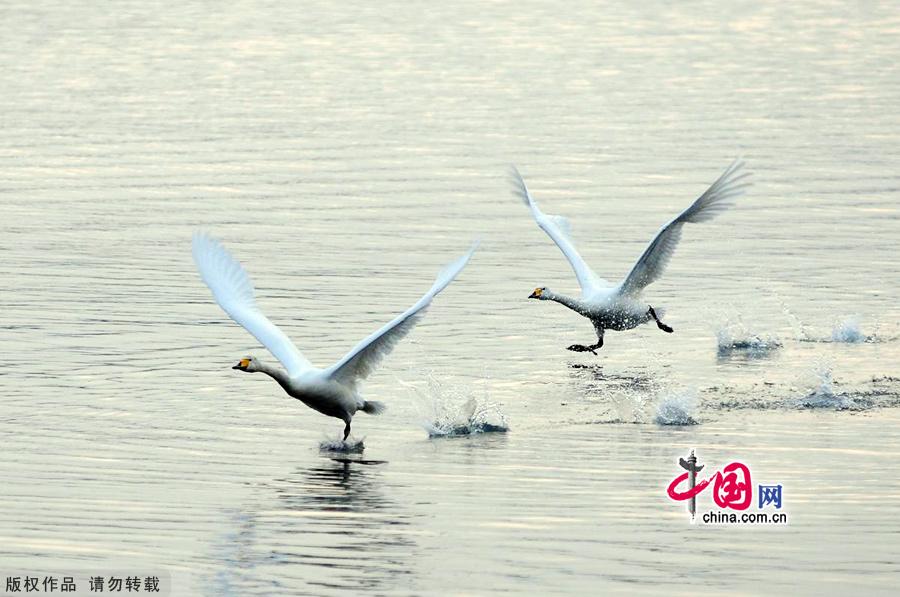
[
  {"left": 648, "top": 306, "right": 674, "bottom": 333},
  {"left": 343, "top": 420, "right": 351, "bottom": 441}
]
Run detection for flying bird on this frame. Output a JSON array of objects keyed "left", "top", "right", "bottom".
[
  {"left": 192, "top": 233, "right": 477, "bottom": 440},
  {"left": 511, "top": 160, "right": 750, "bottom": 353}
]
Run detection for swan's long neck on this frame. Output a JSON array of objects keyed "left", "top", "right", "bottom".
[
  {"left": 545, "top": 290, "right": 586, "bottom": 315},
  {"left": 258, "top": 361, "right": 292, "bottom": 392}
]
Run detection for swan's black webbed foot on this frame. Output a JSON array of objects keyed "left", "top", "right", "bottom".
[
  {"left": 567, "top": 344, "right": 596, "bottom": 355},
  {"left": 648, "top": 306, "right": 674, "bottom": 333},
  {"left": 567, "top": 342, "right": 603, "bottom": 355},
  {"left": 343, "top": 421, "right": 351, "bottom": 441}
]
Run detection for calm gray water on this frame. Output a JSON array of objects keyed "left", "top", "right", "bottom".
[{"left": 2, "top": 1, "right": 899, "bottom": 595}]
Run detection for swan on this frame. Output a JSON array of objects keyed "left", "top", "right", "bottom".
[
  {"left": 192, "top": 233, "right": 477, "bottom": 440},
  {"left": 511, "top": 160, "right": 750, "bottom": 353}
]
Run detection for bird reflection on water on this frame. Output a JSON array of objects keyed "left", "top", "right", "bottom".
[{"left": 217, "top": 458, "right": 418, "bottom": 595}]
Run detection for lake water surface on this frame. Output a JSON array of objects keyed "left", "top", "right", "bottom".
[{"left": 1, "top": 1, "right": 899, "bottom": 595}]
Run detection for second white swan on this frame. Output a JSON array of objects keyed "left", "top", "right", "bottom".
[{"left": 511, "top": 160, "right": 750, "bottom": 353}]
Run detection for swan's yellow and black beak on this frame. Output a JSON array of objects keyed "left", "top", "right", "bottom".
[
  {"left": 232, "top": 358, "right": 250, "bottom": 370},
  {"left": 528, "top": 288, "right": 543, "bottom": 299}
]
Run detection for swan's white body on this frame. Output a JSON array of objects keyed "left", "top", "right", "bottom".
[
  {"left": 192, "top": 233, "right": 477, "bottom": 438},
  {"left": 512, "top": 160, "right": 750, "bottom": 351}
]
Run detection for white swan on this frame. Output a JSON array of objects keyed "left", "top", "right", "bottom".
[
  {"left": 511, "top": 160, "right": 750, "bottom": 353},
  {"left": 192, "top": 233, "right": 477, "bottom": 439}
]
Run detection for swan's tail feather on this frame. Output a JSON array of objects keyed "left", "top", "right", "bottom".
[{"left": 362, "top": 401, "right": 386, "bottom": 415}]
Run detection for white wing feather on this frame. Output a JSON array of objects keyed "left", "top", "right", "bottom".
[
  {"left": 617, "top": 159, "right": 751, "bottom": 297},
  {"left": 325, "top": 243, "right": 478, "bottom": 389},
  {"left": 192, "top": 233, "right": 313, "bottom": 376},
  {"left": 509, "top": 166, "right": 603, "bottom": 297}
]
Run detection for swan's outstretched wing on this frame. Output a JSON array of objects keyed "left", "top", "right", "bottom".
[
  {"left": 510, "top": 166, "right": 603, "bottom": 297},
  {"left": 325, "top": 243, "right": 477, "bottom": 389},
  {"left": 192, "top": 233, "right": 313, "bottom": 376},
  {"left": 617, "top": 159, "right": 750, "bottom": 297}
]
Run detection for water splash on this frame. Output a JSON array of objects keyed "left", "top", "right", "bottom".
[
  {"left": 776, "top": 296, "right": 813, "bottom": 341},
  {"left": 654, "top": 389, "right": 699, "bottom": 426},
  {"left": 425, "top": 397, "right": 509, "bottom": 437},
  {"left": 609, "top": 386, "right": 654, "bottom": 424},
  {"left": 319, "top": 437, "right": 366, "bottom": 453},
  {"left": 570, "top": 364, "right": 698, "bottom": 425},
  {"left": 716, "top": 315, "right": 782, "bottom": 357},
  {"left": 783, "top": 311, "right": 880, "bottom": 344},
  {"left": 404, "top": 373, "right": 509, "bottom": 437},
  {"left": 830, "top": 316, "right": 874, "bottom": 343},
  {"left": 792, "top": 364, "right": 869, "bottom": 411}
]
